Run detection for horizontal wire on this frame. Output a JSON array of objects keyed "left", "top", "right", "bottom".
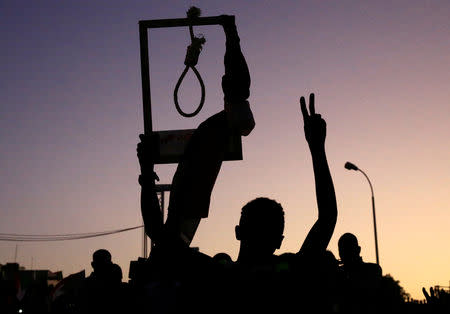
[{"left": 0, "top": 225, "right": 144, "bottom": 242}]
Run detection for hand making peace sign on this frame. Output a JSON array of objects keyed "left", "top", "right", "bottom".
[{"left": 300, "top": 93, "right": 327, "bottom": 151}]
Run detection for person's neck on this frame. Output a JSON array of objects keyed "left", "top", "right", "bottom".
[
  {"left": 236, "top": 249, "right": 274, "bottom": 267},
  {"left": 344, "top": 256, "right": 363, "bottom": 268}
]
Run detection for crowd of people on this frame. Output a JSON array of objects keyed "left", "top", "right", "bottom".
[
  {"left": 130, "top": 15, "right": 449, "bottom": 314},
  {"left": 1, "top": 245, "right": 448, "bottom": 313},
  {"left": 1, "top": 15, "right": 449, "bottom": 314}
]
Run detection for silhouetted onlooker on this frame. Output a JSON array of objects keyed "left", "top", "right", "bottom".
[
  {"left": 338, "top": 232, "right": 382, "bottom": 313},
  {"left": 78, "top": 249, "right": 121, "bottom": 314}
]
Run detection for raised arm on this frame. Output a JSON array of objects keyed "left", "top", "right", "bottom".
[
  {"left": 137, "top": 133, "right": 163, "bottom": 245},
  {"left": 162, "top": 16, "right": 254, "bottom": 246},
  {"left": 298, "top": 93, "right": 337, "bottom": 254}
]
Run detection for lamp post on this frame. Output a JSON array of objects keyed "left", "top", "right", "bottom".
[{"left": 345, "top": 161, "right": 380, "bottom": 266}]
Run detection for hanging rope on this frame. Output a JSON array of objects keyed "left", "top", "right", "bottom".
[{"left": 173, "top": 7, "right": 206, "bottom": 117}]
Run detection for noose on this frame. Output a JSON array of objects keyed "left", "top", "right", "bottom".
[{"left": 173, "top": 7, "right": 206, "bottom": 117}]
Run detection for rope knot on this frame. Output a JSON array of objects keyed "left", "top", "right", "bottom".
[{"left": 184, "top": 36, "right": 206, "bottom": 67}]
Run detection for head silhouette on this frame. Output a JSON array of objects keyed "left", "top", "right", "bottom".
[
  {"left": 213, "top": 252, "right": 233, "bottom": 265},
  {"left": 235, "top": 197, "right": 285, "bottom": 260},
  {"left": 91, "top": 249, "right": 112, "bottom": 277},
  {"left": 338, "top": 233, "right": 361, "bottom": 265}
]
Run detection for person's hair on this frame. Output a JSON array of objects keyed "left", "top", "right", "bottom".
[
  {"left": 213, "top": 252, "right": 233, "bottom": 265},
  {"left": 239, "top": 197, "right": 285, "bottom": 236},
  {"left": 92, "top": 249, "right": 112, "bottom": 263},
  {"left": 338, "top": 233, "right": 358, "bottom": 248}
]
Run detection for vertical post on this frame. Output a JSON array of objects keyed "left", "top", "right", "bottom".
[
  {"left": 359, "top": 169, "right": 380, "bottom": 266},
  {"left": 371, "top": 195, "right": 379, "bottom": 266},
  {"left": 139, "top": 23, "right": 153, "bottom": 135},
  {"left": 139, "top": 23, "right": 151, "bottom": 259}
]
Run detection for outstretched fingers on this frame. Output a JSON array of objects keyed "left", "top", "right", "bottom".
[
  {"left": 422, "top": 287, "right": 430, "bottom": 299},
  {"left": 300, "top": 93, "right": 316, "bottom": 120},
  {"left": 300, "top": 96, "right": 308, "bottom": 119},
  {"left": 309, "top": 93, "right": 315, "bottom": 115}
]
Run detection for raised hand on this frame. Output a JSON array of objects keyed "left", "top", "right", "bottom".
[
  {"left": 423, "top": 286, "right": 438, "bottom": 304},
  {"left": 137, "top": 133, "right": 162, "bottom": 244},
  {"left": 137, "top": 133, "right": 159, "bottom": 177},
  {"left": 219, "top": 14, "right": 235, "bottom": 27},
  {"left": 300, "top": 93, "right": 326, "bottom": 151}
]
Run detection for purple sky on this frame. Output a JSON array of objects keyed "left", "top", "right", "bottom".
[{"left": 1, "top": 1, "right": 450, "bottom": 299}]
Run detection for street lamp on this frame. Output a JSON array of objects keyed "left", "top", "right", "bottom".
[{"left": 345, "top": 161, "right": 380, "bottom": 266}]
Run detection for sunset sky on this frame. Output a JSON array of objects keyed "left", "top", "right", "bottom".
[{"left": 1, "top": 0, "right": 450, "bottom": 300}]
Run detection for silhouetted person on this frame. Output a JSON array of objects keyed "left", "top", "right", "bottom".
[
  {"left": 89, "top": 249, "right": 112, "bottom": 280},
  {"left": 78, "top": 249, "right": 118, "bottom": 314},
  {"left": 221, "top": 94, "right": 337, "bottom": 313},
  {"left": 338, "top": 232, "right": 382, "bottom": 313},
  {"left": 163, "top": 14, "right": 254, "bottom": 248}
]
